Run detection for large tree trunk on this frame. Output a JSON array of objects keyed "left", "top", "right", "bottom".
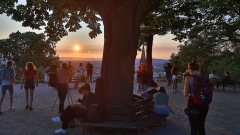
[
  {"left": 87, "top": 0, "right": 145, "bottom": 103},
  {"left": 146, "top": 34, "right": 157, "bottom": 87}
]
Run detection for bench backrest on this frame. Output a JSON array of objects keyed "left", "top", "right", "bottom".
[
  {"left": 224, "top": 79, "right": 236, "bottom": 84},
  {"left": 209, "top": 78, "right": 218, "bottom": 83}
]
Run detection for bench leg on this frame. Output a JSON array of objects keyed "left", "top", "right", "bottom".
[
  {"left": 82, "top": 126, "right": 84, "bottom": 135},
  {"left": 138, "top": 129, "right": 141, "bottom": 135},
  {"left": 234, "top": 84, "right": 235, "bottom": 92},
  {"left": 164, "top": 117, "right": 167, "bottom": 127}
]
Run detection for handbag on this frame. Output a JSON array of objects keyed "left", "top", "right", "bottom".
[{"left": 184, "top": 96, "right": 199, "bottom": 117}]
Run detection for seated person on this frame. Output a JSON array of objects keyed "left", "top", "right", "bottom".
[
  {"left": 153, "top": 86, "right": 176, "bottom": 115},
  {"left": 209, "top": 70, "right": 221, "bottom": 90},
  {"left": 222, "top": 71, "right": 231, "bottom": 89},
  {"left": 73, "top": 70, "right": 85, "bottom": 88},
  {"left": 142, "top": 89, "right": 158, "bottom": 110},
  {"left": 52, "top": 83, "right": 94, "bottom": 134}
]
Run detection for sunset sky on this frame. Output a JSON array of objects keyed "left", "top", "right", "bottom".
[{"left": 0, "top": 1, "right": 181, "bottom": 60}]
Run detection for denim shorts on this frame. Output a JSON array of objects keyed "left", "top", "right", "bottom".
[
  {"left": 24, "top": 79, "right": 35, "bottom": 89},
  {"left": 2, "top": 85, "right": 14, "bottom": 95},
  {"left": 154, "top": 107, "right": 170, "bottom": 115}
]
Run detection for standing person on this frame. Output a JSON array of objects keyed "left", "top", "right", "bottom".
[
  {"left": 50, "top": 61, "right": 58, "bottom": 72},
  {"left": 0, "top": 61, "right": 16, "bottom": 114},
  {"left": 56, "top": 63, "right": 70, "bottom": 113},
  {"left": 184, "top": 60, "right": 212, "bottom": 135},
  {"left": 68, "top": 61, "right": 73, "bottom": 82},
  {"left": 45, "top": 67, "right": 50, "bottom": 83},
  {"left": 137, "top": 64, "right": 148, "bottom": 93},
  {"left": 171, "top": 66, "right": 178, "bottom": 92},
  {"left": 68, "top": 61, "right": 73, "bottom": 73},
  {"left": 86, "top": 62, "right": 93, "bottom": 83},
  {"left": 165, "top": 63, "right": 172, "bottom": 86},
  {"left": 20, "top": 62, "right": 38, "bottom": 110}
]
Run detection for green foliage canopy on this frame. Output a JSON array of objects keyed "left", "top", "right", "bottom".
[{"left": 0, "top": 31, "right": 60, "bottom": 68}]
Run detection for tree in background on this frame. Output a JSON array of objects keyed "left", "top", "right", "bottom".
[
  {"left": 139, "top": 0, "right": 203, "bottom": 86},
  {"left": 0, "top": 31, "right": 60, "bottom": 69}
]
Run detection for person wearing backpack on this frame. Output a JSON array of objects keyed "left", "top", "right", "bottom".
[
  {"left": 20, "top": 62, "right": 38, "bottom": 110},
  {"left": 52, "top": 83, "right": 94, "bottom": 134},
  {"left": 184, "top": 60, "right": 212, "bottom": 135}
]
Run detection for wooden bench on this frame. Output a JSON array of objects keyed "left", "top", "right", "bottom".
[
  {"left": 209, "top": 78, "right": 221, "bottom": 88},
  {"left": 78, "top": 113, "right": 168, "bottom": 135},
  {"left": 209, "top": 78, "right": 236, "bottom": 92},
  {"left": 222, "top": 79, "right": 236, "bottom": 92}
]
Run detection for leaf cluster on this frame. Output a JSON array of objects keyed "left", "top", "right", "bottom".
[
  {"left": 0, "top": 0, "right": 102, "bottom": 41},
  {"left": 0, "top": 31, "right": 60, "bottom": 68}
]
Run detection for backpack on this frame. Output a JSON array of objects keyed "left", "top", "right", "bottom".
[
  {"left": 191, "top": 75, "right": 212, "bottom": 106},
  {"left": 87, "top": 78, "right": 105, "bottom": 123},
  {"left": 49, "top": 72, "right": 57, "bottom": 87}
]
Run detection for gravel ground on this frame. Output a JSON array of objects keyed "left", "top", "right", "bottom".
[{"left": 0, "top": 82, "right": 239, "bottom": 135}]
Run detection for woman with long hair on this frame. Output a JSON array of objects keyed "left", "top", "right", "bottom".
[
  {"left": 21, "top": 62, "right": 38, "bottom": 110},
  {"left": 184, "top": 60, "right": 210, "bottom": 135},
  {"left": 171, "top": 66, "right": 178, "bottom": 92},
  {"left": 153, "top": 86, "right": 176, "bottom": 115}
]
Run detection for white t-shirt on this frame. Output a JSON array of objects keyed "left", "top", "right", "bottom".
[
  {"left": 2, "top": 72, "right": 16, "bottom": 85},
  {"left": 74, "top": 73, "right": 83, "bottom": 78},
  {"left": 209, "top": 73, "right": 220, "bottom": 79}
]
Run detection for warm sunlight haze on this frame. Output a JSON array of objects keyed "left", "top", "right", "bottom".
[{"left": 75, "top": 46, "right": 79, "bottom": 50}]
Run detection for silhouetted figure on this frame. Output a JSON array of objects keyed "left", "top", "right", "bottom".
[{"left": 86, "top": 62, "right": 93, "bottom": 83}]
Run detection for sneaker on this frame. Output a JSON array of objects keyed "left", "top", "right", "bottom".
[
  {"left": 9, "top": 107, "right": 14, "bottom": 110},
  {"left": 171, "top": 90, "right": 174, "bottom": 92},
  {"left": 0, "top": 111, "right": 4, "bottom": 114},
  {"left": 52, "top": 117, "right": 62, "bottom": 123},
  {"left": 55, "top": 128, "right": 66, "bottom": 134},
  {"left": 29, "top": 107, "right": 33, "bottom": 110},
  {"left": 172, "top": 111, "right": 177, "bottom": 115},
  {"left": 25, "top": 105, "right": 29, "bottom": 109}
]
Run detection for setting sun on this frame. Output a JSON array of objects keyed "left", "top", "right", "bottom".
[{"left": 75, "top": 46, "right": 79, "bottom": 50}]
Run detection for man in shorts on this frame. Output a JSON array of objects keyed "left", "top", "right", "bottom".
[{"left": 0, "top": 61, "right": 16, "bottom": 114}]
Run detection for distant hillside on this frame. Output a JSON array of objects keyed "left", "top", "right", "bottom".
[
  {"left": 135, "top": 58, "right": 169, "bottom": 64},
  {"left": 60, "top": 57, "right": 102, "bottom": 62},
  {"left": 60, "top": 57, "right": 169, "bottom": 65}
]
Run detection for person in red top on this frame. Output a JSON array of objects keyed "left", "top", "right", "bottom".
[{"left": 20, "top": 62, "right": 38, "bottom": 110}]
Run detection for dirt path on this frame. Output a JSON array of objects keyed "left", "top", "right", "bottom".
[{"left": 0, "top": 82, "right": 239, "bottom": 135}]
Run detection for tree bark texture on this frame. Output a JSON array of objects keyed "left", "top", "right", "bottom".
[
  {"left": 87, "top": 0, "right": 145, "bottom": 103},
  {"left": 146, "top": 34, "right": 157, "bottom": 86}
]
